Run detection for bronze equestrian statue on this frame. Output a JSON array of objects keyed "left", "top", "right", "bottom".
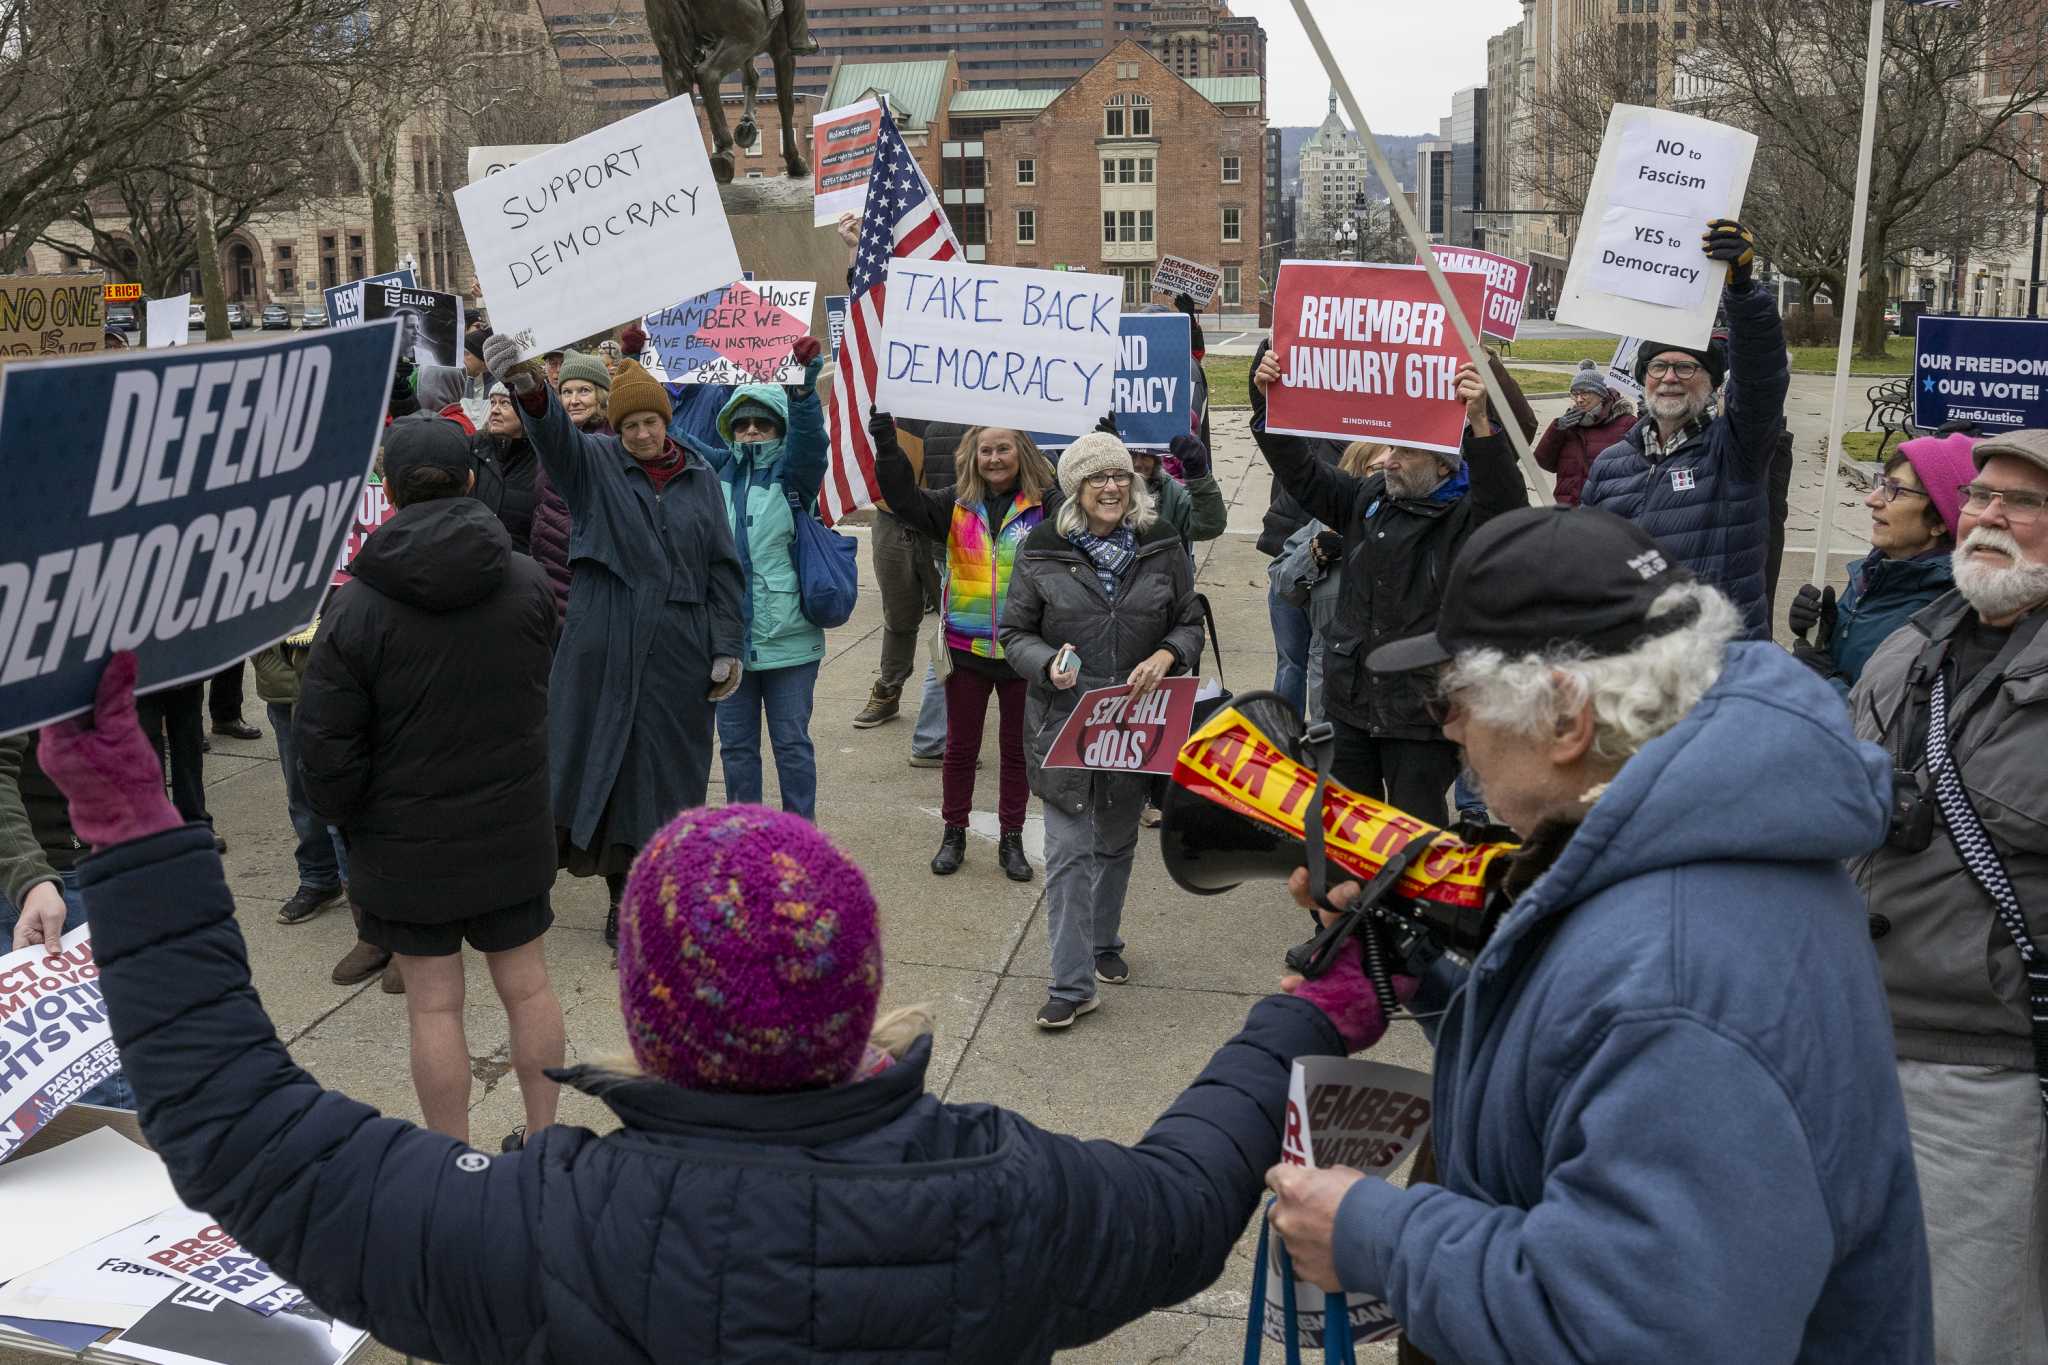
[{"left": 647, "top": 0, "right": 815, "bottom": 184}]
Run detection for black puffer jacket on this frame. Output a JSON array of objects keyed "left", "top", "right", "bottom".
[
  {"left": 1248, "top": 338, "right": 1343, "bottom": 556},
  {"left": 295, "top": 496, "right": 558, "bottom": 921},
  {"left": 472, "top": 431, "right": 540, "bottom": 555}
]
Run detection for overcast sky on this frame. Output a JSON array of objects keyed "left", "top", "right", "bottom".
[{"left": 1227, "top": 0, "right": 1524, "bottom": 133}]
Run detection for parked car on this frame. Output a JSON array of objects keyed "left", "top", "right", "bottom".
[
  {"left": 105, "top": 305, "right": 138, "bottom": 336},
  {"left": 300, "top": 307, "right": 329, "bottom": 330},
  {"left": 225, "top": 303, "right": 248, "bottom": 330},
  {"left": 188, "top": 303, "right": 205, "bottom": 330},
  {"left": 260, "top": 304, "right": 292, "bottom": 330}
]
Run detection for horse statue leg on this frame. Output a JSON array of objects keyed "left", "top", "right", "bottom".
[
  {"left": 772, "top": 33, "right": 808, "bottom": 179},
  {"left": 735, "top": 60, "right": 760, "bottom": 151}
]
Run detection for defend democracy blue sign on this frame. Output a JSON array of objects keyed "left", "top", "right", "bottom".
[
  {"left": 1913, "top": 315, "right": 2048, "bottom": 434},
  {"left": 0, "top": 324, "right": 401, "bottom": 737},
  {"left": 1033, "top": 313, "right": 1192, "bottom": 452}
]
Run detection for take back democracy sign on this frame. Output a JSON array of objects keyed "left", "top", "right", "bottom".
[
  {"left": 1913, "top": 316, "right": 2048, "bottom": 434},
  {"left": 0, "top": 324, "right": 399, "bottom": 738},
  {"left": 455, "top": 94, "right": 743, "bottom": 361},
  {"left": 1030, "top": 313, "right": 1192, "bottom": 452},
  {"left": 1267, "top": 260, "right": 1487, "bottom": 455}
]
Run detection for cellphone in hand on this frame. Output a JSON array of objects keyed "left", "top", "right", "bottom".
[{"left": 1053, "top": 644, "right": 1079, "bottom": 677}]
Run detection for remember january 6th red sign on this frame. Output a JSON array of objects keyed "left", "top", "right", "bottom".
[
  {"left": 1267, "top": 261, "right": 1487, "bottom": 455},
  {"left": 1044, "top": 677, "right": 1201, "bottom": 775},
  {"left": 1427, "top": 245, "right": 1532, "bottom": 342}
]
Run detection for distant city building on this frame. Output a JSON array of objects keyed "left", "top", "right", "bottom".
[
  {"left": 1449, "top": 86, "right": 1488, "bottom": 249},
  {"left": 1414, "top": 123, "right": 1453, "bottom": 244},
  {"left": 1147, "top": 1, "right": 1266, "bottom": 80},
  {"left": 1297, "top": 90, "right": 1365, "bottom": 246}
]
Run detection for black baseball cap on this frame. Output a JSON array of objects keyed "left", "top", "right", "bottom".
[
  {"left": 1366, "top": 507, "right": 1694, "bottom": 674},
  {"left": 381, "top": 414, "right": 474, "bottom": 489}
]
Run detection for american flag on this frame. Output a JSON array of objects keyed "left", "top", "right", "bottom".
[{"left": 822, "top": 110, "right": 960, "bottom": 525}]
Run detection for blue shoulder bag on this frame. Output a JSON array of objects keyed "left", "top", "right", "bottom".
[{"left": 784, "top": 485, "right": 859, "bottom": 629}]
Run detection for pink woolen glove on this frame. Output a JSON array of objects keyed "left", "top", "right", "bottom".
[
  {"left": 1284, "top": 944, "right": 1418, "bottom": 1052},
  {"left": 38, "top": 653, "right": 183, "bottom": 850}
]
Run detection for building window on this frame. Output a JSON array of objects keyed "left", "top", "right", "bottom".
[
  {"left": 1221, "top": 155, "right": 1241, "bottom": 184},
  {"left": 1139, "top": 157, "right": 1155, "bottom": 185},
  {"left": 1112, "top": 265, "right": 1154, "bottom": 307},
  {"left": 1103, "top": 210, "right": 1117, "bottom": 244},
  {"left": 1130, "top": 97, "right": 1151, "bottom": 137},
  {"left": 1221, "top": 206, "right": 1242, "bottom": 242},
  {"left": 1017, "top": 208, "right": 1036, "bottom": 243},
  {"left": 1017, "top": 157, "right": 1035, "bottom": 185},
  {"left": 1105, "top": 96, "right": 1126, "bottom": 137},
  {"left": 1138, "top": 210, "right": 1155, "bottom": 244},
  {"left": 1221, "top": 265, "right": 1241, "bottom": 306},
  {"left": 319, "top": 233, "right": 338, "bottom": 290},
  {"left": 277, "top": 267, "right": 295, "bottom": 293}
]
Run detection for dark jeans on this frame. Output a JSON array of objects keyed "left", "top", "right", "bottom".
[
  {"left": 872, "top": 511, "right": 942, "bottom": 690},
  {"left": 135, "top": 683, "right": 210, "bottom": 824},
  {"left": 0, "top": 872, "right": 136, "bottom": 1109},
  {"left": 1268, "top": 585, "right": 1312, "bottom": 718},
  {"left": 209, "top": 659, "right": 247, "bottom": 724},
  {"left": 267, "top": 702, "right": 347, "bottom": 889},
  {"left": 1328, "top": 721, "right": 1461, "bottom": 829},
  {"left": 716, "top": 661, "right": 820, "bottom": 820},
  {"left": 941, "top": 667, "right": 1028, "bottom": 830}
]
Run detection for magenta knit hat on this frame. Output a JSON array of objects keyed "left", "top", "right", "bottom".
[
  {"left": 618, "top": 806, "right": 883, "bottom": 1094},
  {"left": 1896, "top": 432, "right": 1978, "bottom": 538}
]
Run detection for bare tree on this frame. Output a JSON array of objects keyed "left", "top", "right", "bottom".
[{"left": 1514, "top": 25, "right": 1658, "bottom": 227}]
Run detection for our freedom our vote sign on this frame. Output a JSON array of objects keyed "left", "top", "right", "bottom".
[{"left": 0, "top": 324, "right": 399, "bottom": 737}]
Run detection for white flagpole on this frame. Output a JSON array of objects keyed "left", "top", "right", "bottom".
[
  {"left": 1813, "top": 0, "right": 1889, "bottom": 584},
  {"left": 1287, "top": 0, "right": 1544, "bottom": 495}
]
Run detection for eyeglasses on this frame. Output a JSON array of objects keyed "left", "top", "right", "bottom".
[
  {"left": 1958, "top": 482, "right": 2048, "bottom": 525},
  {"left": 1874, "top": 476, "right": 1930, "bottom": 505},
  {"left": 1644, "top": 360, "right": 1703, "bottom": 380},
  {"left": 1083, "top": 471, "right": 1134, "bottom": 488}
]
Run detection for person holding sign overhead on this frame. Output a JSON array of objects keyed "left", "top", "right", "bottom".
[
  {"left": 999, "top": 432, "right": 1205, "bottom": 1029},
  {"left": 871, "top": 413, "right": 1057, "bottom": 883}
]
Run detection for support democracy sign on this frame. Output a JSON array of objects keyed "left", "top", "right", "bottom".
[
  {"left": 643, "top": 280, "right": 816, "bottom": 384},
  {"left": 1152, "top": 255, "right": 1221, "bottom": 309},
  {"left": 466, "top": 143, "right": 558, "bottom": 185},
  {"left": 0, "top": 274, "right": 105, "bottom": 358},
  {"left": 322, "top": 269, "right": 414, "bottom": 331},
  {"left": 1267, "top": 261, "right": 1487, "bottom": 455},
  {"left": 1912, "top": 316, "right": 2048, "bottom": 434},
  {"left": 1031, "top": 313, "right": 1191, "bottom": 452},
  {"left": 1557, "top": 104, "right": 1755, "bottom": 348},
  {"left": 1427, "top": 245, "right": 1532, "bottom": 342},
  {"left": 0, "top": 927, "right": 121, "bottom": 1164},
  {"left": 812, "top": 99, "right": 883, "bottom": 225},
  {"left": 455, "top": 94, "right": 743, "bottom": 361},
  {"left": 1043, "top": 677, "right": 1201, "bottom": 775},
  {"left": 874, "top": 259, "right": 1121, "bottom": 436},
  {"left": 0, "top": 324, "right": 399, "bottom": 738}
]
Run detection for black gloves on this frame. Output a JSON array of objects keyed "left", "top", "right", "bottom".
[
  {"left": 1173, "top": 292, "right": 1198, "bottom": 318},
  {"left": 1169, "top": 434, "right": 1210, "bottom": 480},
  {"left": 1312, "top": 529, "right": 1344, "bottom": 567},
  {"left": 1703, "top": 218, "right": 1757, "bottom": 288},
  {"left": 867, "top": 408, "right": 900, "bottom": 450},
  {"left": 1790, "top": 639, "right": 1837, "bottom": 681},
  {"left": 1789, "top": 584, "right": 1837, "bottom": 645},
  {"left": 1095, "top": 412, "right": 1120, "bottom": 438}
]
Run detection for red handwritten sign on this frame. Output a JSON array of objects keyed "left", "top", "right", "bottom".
[{"left": 1042, "top": 677, "right": 1201, "bottom": 775}]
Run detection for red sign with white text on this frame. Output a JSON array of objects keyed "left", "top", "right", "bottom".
[
  {"left": 1043, "top": 677, "right": 1201, "bottom": 775},
  {"left": 330, "top": 474, "right": 393, "bottom": 585},
  {"left": 1426, "top": 245, "right": 1532, "bottom": 342},
  {"left": 1267, "top": 261, "right": 1487, "bottom": 455}
]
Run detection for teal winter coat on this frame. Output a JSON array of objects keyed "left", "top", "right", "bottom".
[{"left": 691, "top": 377, "right": 829, "bottom": 671}]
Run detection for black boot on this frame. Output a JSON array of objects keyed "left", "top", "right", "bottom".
[
  {"left": 998, "top": 830, "right": 1033, "bottom": 883},
  {"left": 931, "top": 825, "right": 967, "bottom": 875}
]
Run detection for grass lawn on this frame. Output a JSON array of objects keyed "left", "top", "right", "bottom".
[
  {"left": 1841, "top": 430, "right": 1894, "bottom": 462},
  {"left": 1204, "top": 354, "right": 1567, "bottom": 409},
  {"left": 1499, "top": 333, "right": 1913, "bottom": 375}
]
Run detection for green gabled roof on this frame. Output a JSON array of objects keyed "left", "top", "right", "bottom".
[
  {"left": 947, "top": 89, "right": 1063, "bottom": 115},
  {"left": 1188, "top": 76, "right": 1261, "bottom": 107},
  {"left": 826, "top": 59, "right": 953, "bottom": 128}
]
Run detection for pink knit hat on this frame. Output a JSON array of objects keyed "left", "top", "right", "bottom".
[
  {"left": 618, "top": 806, "right": 883, "bottom": 1094},
  {"left": 1896, "top": 433, "right": 1977, "bottom": 538}
]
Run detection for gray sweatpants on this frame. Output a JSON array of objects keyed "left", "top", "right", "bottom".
[
  {"left": 1042, "top": 795, "right": 1143, "bottom": 1004},
  {"left": 1896, "top": 1057, "right": 2048, "bottom": 1364}
]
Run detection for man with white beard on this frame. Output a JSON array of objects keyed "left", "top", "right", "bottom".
[{"left": 1851, "top": 427, "right": 2048, "bottom": 1363}]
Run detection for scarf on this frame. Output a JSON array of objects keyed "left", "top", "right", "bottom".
[{"left": 1068, "top": 525, "right": 1136, "bottom": 600}]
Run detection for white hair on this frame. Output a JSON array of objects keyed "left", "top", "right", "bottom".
[
  {"left": 1055, "top": 476, "right": 1158, "bottom": 537},
  {"left": 1441, "top": 581, "right": 1742, "bottom": 763},
  {"left": 1953, "top": 528, "right": 2048, "bottom": 621}
]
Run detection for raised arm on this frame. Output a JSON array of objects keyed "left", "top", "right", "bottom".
[
  {"left": 869, "top": 410, "right": 956, "bottom": 539},
  {"left": 1170, "top": 435, "right": 1227, "bottom": 542},
  {"left": 780, "top": 343, "right": 829, "bottom": 510},
  {"left": 1251, "top": 348, "right": 1366, "bottom": 532},
  {"left": 1707, "top": 221, "right": 1788, "bottom": 480}
]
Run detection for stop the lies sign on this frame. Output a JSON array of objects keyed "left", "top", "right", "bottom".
[{"left": 1043, "top": 677, "right": 1201, "bottom": 775}]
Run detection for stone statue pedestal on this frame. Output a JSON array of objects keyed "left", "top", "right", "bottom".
[{"left": 719, "top": 176, "right": 845, "bottom": 316}]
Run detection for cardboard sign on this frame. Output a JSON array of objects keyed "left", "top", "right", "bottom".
[
  {"left": 362, "top": 283, "right": 463, "bottom": 371},
  {"left": 812, "top": 98, "right": 884, "bottom": 225},
  {"left": 322, "top": 268, "right": 415, "bottom": 331},
  {"left": 1152, "top": 255, "right": 1222, "bottom": 308},
  {"left": 1266, "top": 260, "right": 1488, "bottom": 455},
  {"left": 1043, "top": 677, "right": 1201, "bottom": 775},
  {"left": 1912, "top": 315, "right": 2048, "bottom": 435},
  {"left": 643, "top": 280, "right": 816, "bottom": 384},
  {"left": 331, "top": 473, "right": 394, "bottom": 586},
  {"left": 1427, "top": 245, "right": 1532, "bottom": 342},
  {"left": 1605, "top": 333, "right": 1644, "bottom": 397},
  {"left": 1031, "top": 313, "right": 1191, "bottom": 452},
  {"left": 455, "top": 94, "right": 743, "bottom": 361},
  {"left": 0, "top": 274, "right": 105, "bottom": 358},
  {"left": 466, "top": 143, "right": 558, "bottom": 185},
  {"left": 0, "top": 928, "right": 121, "bottom": 1163},
  {"left": 1173, "top": 702, "right": 1517, "bottom": 910},
  {"left": 103, "top": 283, "right": 143, "bottom": 304},
  {"left": 0, "top": 324, "right": 399, "bottom": 738},
  {"left": 874, "top": 259, "right": 1121, "bottom": 436},
  {"left": 1263, "top": 1056, "right": 1436, "bottom": 1351},
  {"left": 1556, "top": 104, "right": 1756, "bottom": 348},
  {"left": 825, "top": 293, "right": 850, "bottom": 355},
  {"left": 145, "top": 295, "right": 191, "bottom": 350}
]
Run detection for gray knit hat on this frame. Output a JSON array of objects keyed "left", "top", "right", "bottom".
[
  {"left": 1057, "top": 431, "right": 1135, "bottom": 500},
  {"left": 487, "top": 381, "right": 510, "bottom": 401},
  {"left": 1569, "top": 360, "right": 1609, "bottom": 399},
  {"left": 556, "top": 350, "right": 611, "bottom": 393}
]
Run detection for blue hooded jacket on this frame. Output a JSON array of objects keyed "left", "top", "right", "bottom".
[
  {"left": 1333, "top": 642, "right": 1932, "bottom": 1364},
  {"left": 1822, "top": 546, "right": 1954, "bottom": 696}
]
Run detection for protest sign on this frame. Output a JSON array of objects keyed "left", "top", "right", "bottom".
[
  {"left": 1605, "top": 333, "right": 1644, "bottom": 397},
  {"left": 1152, "top": 255, "right": 1221, "bottom": 308},
  {"left": 331, "top": 474, "right": 394, "bottom": 586},
  {"left": 643, "top": 280, "right": 816, "bottom": 384},
  {"left": 1266, "top": 260, "right": 1487, "bottom": 455},
  {"left": 0, "top": 1223, "right": 181, "bottom": 1330},
  {"left": 1031, "top": 313, "right": 1191, "bottom": 452},
  {"left": 1912, "top": 315, "right": 2048, "bottom": 434},
  {"left": 1043, "top": 677, "right": 1201, "bottom": 775},
  {"left": 1261, "top": 1056, "right": 1435, "bottom": 1352},
  {"left": 812, "top": 99, "right": 883, "bottom": 225},
  {"left": 103, "top": 283, "right": 143, "bottom": 305},
  {"left": 96, "top": 1208, "right": 299, "bottom": 1316},
  {"left": 455, "top": 94, "right": 743, "bottom": 361},
  {"left": 112, "top": 1283, "right": 367, "bottom": 1365},
  {"left": 874, "top": 259, "right": 1121, "bottom": 436},
  {"left": 466, "top": 143, "right": 558, "bottom": 185},
  {"left": 362, "top": 283, "right": 463, "bottom": 371},
  {"left": 0, "top": 323, "right": 399, "bottom": 739},
  {"left": 0, "top": 927, "right": 120, "bottom": 1163},
  {"left": 0, "top": 274, "right": 105, "bottom": 358},
  {"left": 1556, "top": 105, "right": 1756, "bottom": 349},
  {"left": 322, "top": 268, "right": 415, "bottom": 331},
  {"left": 1427, "top": 245, "right": 1532, "bottom": 342},
  {"left": 145, "top": 296, "right": 191, "bottom": 350},
  {"left": 825, "top": 293, "right": 850, "bottom": 355}
]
